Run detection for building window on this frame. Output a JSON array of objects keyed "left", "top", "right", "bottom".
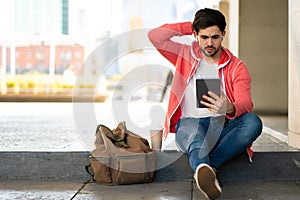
[
  {"left": 60, "top": 51, "right": 72, "bottom": 61},
  {"left": 35, "top": 51, "right": 45, "bottom": 60},
  {"left": 74, "top": 51, "right": 81, "bottom": 58}
]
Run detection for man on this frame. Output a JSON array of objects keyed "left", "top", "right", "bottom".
[{"left": 148, "top": 8, "right": 262, "bottom": 199}]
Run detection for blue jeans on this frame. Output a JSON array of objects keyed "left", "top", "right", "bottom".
[{"left": 175, "top": 112, "right": 262, "bottom": 171}]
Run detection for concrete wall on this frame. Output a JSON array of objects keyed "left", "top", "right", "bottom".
[{"left": 238, "top": 0, "right": 288, "bottom": 114}]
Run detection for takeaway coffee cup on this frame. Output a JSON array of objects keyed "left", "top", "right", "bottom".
[{"left": 150, "top": 129, "right": 163, "bottom": 151}]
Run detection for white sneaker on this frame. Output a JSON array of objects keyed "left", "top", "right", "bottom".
[{"left": 194, "top": 163, "right": 222, "bottom": 200}]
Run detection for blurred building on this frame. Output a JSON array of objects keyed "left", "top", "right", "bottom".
[
  {"left": 0, "top": 0, "right": 76, "bottom": 75},
  {"left": 14, "top": 0, "right": 69, "bottom": 35},
  {"left": 0, "top": 40, "right": 83, "bottom": 74}
]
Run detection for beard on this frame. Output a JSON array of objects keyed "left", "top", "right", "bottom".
[{"left": 200, "top": 45, "right": 221, "bottom": 57}]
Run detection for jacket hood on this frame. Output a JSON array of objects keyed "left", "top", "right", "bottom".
[{"left": 191, "top": 41, "right": 232, "bottom": 68}]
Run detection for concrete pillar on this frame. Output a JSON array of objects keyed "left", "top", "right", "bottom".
[
  {"left": 49, "top": 40, "right": 56, "bottom": 79},
  {"left": 1, "top": 45, "right": 7, "bottom": 94},
  {"left": 219, "top": 0, "right": 229, "bottom": 49},
  {"left": 288, "top": 0, "right": 300, "bottom": 148},
  {"left": 221, "top": 0, "right": 239, "bottom": 57},
  {"left": 10, "top": 42, "right": 16, "bottom": 77}
]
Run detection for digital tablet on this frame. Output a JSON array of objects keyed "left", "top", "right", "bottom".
[{"left": 196, "top": 78, "right": 220, "bottom": 108}]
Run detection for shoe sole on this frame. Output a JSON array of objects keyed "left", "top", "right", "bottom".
[{"left": 195, "top": 165, "right": 221, "bottom": 200}]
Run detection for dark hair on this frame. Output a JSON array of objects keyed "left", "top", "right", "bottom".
[{"left": 192, "top": 8, "right": 226, "bottom": 33}]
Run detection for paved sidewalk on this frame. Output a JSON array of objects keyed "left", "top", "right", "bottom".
[
  {"left": 77, "top": 180, "right": 300, "bottom": 200},
  {"left": 0, "top": 179, "right": 299, "bottom": 200},
  {"left": 0, "top": 114, "right": 299, "bottom": 200}
]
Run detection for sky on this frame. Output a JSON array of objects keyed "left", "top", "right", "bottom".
[{"left": 0, "top": 0, "right": 220, "bottom": 41}]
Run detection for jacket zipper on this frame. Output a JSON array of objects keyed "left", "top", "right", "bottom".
[{"left": 166, "top": 58, "right": 199, "bottom": 134}]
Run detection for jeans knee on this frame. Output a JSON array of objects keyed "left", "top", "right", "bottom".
[
  {"left": 232, "top": 113, "right": 262, "bottom": 145},
  {"left": 251, "top": 114, "right": 262, "bottom": 134},
  {"left": 243, "top": 113, "right": 262, "bottom": 132}
]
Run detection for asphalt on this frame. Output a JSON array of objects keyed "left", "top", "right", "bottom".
[{"left": 0, "top": 115, "right": 299, "bottom": 200}]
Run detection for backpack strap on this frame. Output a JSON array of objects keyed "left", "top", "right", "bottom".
[{"left": 85, "top": 163, "right": 94, "bottom": 177}]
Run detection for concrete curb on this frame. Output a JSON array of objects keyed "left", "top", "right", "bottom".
[
  {"left": 0, "top": 151, "right": 299, "bottom": 181},
  {"left": 218, "top": 152, "right": 300, "bottom": 182},
  {"left": 0, "top": 151, "right": 91, "bottom": 180}
]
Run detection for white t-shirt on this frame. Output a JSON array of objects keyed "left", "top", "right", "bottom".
[{"left": 181, "top": 59, "right": 219, "bottom": 118}]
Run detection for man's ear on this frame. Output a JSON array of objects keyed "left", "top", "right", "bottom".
[
  {"left": 193, "top": 31, "right": 199, "bottom": 42},
  {"left": 193, "top": 31, "right": 198, "bottom": 39},
  {"left": 222, "top": 30, "right": 226, "bottom": 38}
]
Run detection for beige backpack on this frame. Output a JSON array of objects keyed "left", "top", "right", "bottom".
[{"left": 86, "top": 122, "right": 156, "bottom": 185}]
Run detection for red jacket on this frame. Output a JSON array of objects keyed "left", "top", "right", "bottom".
[{"left": 148, "top": 22, "right": 253, "bottom": 139}]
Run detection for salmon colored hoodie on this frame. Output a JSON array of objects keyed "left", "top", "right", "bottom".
[{"left": 148, "top": 22, "right": 254, "bottom": 160}]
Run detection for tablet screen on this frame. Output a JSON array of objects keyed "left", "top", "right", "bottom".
[{"left": 196, "top": 79, "right": 220, "bottom": 108}]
